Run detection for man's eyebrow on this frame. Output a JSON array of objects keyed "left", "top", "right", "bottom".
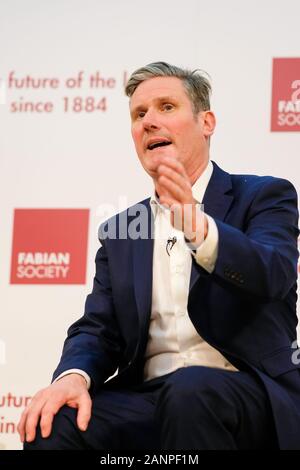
[
  {"left": 130, "top": 96, "right": 177, "bottom": 115},
  {"left": 154, "top": 95, "right": 177, "bottom": 102},
  {"left": 130, "top": 104, "right": 146, "bottom": 116}
]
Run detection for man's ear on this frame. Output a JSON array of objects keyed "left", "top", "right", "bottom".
[{"left": 201, "top": 111, "right": 216, "bottom": 137}]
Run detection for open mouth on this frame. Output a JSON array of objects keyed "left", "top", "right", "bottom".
[{"left": 147, "top": 141, "right": 172, "bottom": 151}]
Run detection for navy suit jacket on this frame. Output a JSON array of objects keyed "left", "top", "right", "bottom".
[{"left": 53, "top": 161, "right": 300, "bottom": 449}]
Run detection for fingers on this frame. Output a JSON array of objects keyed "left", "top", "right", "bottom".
[
  {"left": 17, "top": 408, "right": 28, "bottom": 443},
  {"left": 24, "top": 391, "right": 63, "bottom": 442},
  {"left": 76, "top": 392, "right": 92, "bottom": 431},
  {"left": 156, "top": 159, "right": 192, "bottom": 206},
  {"left": 17, "top": 375, "right": 90, "bottom": 443},
  {"left": 151, "top": 155, "right": 188, "bottom": 184},
  {"left": 155, "top": 155, "right": 189, "bottom": 180},
  {"left": 17, "top": 390, "right": 47, "bottom": 443},
  {"left": 158, "top": 175, "right": 186, "bottom": 203},
  {"left": 159, "top": 166, "right": 190, "bottom": 195},
  {"left": 39, "top": 398, "right": 63, "bottom": 439},
  {"left": 155, "top": 179, "right": 171, "bottom": 200}
]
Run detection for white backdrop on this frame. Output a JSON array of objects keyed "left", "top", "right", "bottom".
[{"left": 0, "top": 0, "right": 299, "bottom": 450}]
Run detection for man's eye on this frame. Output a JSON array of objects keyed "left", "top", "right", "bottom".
[
  {"left": 137, "top": 111, "right": 146, "bottom": 119},
  {"left": 163, "top": 103, "right": 174, "bottom": 111}
]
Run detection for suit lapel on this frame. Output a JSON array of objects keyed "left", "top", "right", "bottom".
[
  {"left": 189, "top": 161, "right": 234, "bottom": 291},
  {"left": 133, "top": 199, "right": 154, "bottom": 328}
]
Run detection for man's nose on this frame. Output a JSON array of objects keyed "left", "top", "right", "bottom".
[{"left": 143, "top": 109, "right": 160, "bottom": 131}]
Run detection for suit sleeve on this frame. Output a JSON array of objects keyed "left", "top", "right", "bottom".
[
  {"left": 205, "top": 178, "right": 299, "bottom": 301},
  {"left": 52, "top": 227, "right": 124, "bottom": 390}
]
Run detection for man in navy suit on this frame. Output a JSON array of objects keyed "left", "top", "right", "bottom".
[{"left": 19, "top": 62, "right": 299, "bottom": 449}]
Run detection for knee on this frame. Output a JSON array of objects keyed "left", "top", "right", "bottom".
[
  {"left": 24, "top": 405, "right": 80, "bottom": 450},
  {"left": 157, "top": 367, "right": 227, "bottom": 416}
]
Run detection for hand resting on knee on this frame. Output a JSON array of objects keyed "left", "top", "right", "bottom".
[{"left": 17, "top": 373, "right": 92, "bottom": 443}]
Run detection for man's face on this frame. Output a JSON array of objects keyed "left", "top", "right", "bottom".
[{"left": 129, "top": 76, "right": 213, "bottom": 181}]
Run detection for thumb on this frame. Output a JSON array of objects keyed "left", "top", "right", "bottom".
[
  {"left": 76, "top": 393, "right": 92, "bottom": 432},
  {"left": 155, "top": 181, "right": 171, "bottom": 201}
]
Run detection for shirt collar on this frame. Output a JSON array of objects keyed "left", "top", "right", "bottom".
[{"left": 150, "top": 160, "right": 213, "bottom": 219}]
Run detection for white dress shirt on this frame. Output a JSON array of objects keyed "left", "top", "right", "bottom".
[
  {"left": 144, "top": 160, "right": 237, "bottom": 381},
  {"left": 56, "top": 161, "right": 237, "bottom": 389}
]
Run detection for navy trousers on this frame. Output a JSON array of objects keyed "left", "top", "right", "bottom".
[{"left": 24, "top": 366, "right": 277, "bottom": 450}]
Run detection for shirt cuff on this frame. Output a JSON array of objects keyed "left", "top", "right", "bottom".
[
  {"left": 190, "top": 215, "right": 219, "bottom": 273},
  {"left": 53, "top": 369, "right": 91, "bottom": 390}
]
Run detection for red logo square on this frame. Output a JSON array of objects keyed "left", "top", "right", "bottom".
[
  {"left": 10, "top": 209, "right": 89, "bottom": 284},
  {"left": 271, "top": 58, "right": 300, "bottom": 132}
]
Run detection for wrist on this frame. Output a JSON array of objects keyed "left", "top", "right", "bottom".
[{"left": 58, "top": 373, "right": 88, "bottom": 387}]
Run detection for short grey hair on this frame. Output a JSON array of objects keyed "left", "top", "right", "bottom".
[{"left": 125, "top": 61, "right": 212, "bottom": 114}]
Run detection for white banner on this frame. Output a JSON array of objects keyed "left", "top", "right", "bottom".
[{"left": 0, "top": 0, "right": 299, "bottom": 450}]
